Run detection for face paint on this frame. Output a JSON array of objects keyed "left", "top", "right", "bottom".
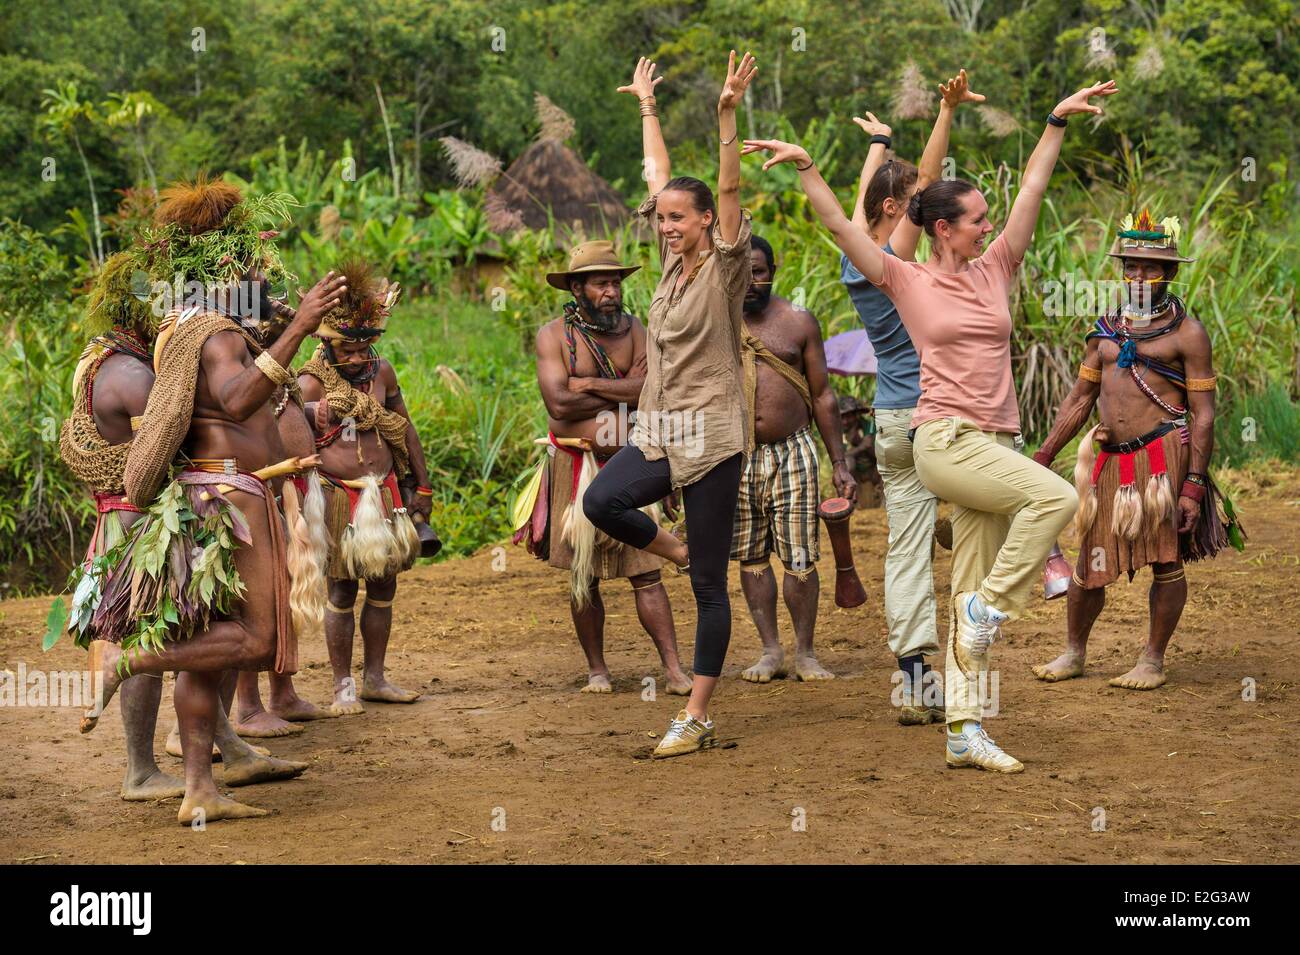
[{"left": 1121, "top": 276, "right": 1168, "bottom": 324}]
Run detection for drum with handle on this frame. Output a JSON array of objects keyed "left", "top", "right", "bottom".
[{"left": 817, "top": 497, "right": 867, "bottom": 609}]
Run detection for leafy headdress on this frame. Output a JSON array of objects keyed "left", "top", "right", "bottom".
[{"left": 84, "top": 174, "right": 296, "bottom": 345}]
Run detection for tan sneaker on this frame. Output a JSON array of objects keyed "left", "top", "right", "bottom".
[
  {"left": 945, "top": 723, "right": 1024, "bottom": 773},
  {"left": 652, "top": 709, "right": 716, "bottom": 758}
]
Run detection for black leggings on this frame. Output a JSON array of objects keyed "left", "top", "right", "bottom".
[{"left": 583, "top": 444, "right": 742, "bottom": 678}]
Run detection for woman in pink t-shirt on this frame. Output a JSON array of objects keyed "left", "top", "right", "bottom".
[{"left": 745, "top": 79, "right": 1117, "bottom": 774}]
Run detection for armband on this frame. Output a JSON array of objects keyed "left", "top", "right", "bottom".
[
  {"left": 1078, "top": 363, "right": 1102, "bottom": 383},
  {"left": 1185, "top": 376, "right": 1217, "bottom": 392},
  {"left": 254, "top": 351, "right": 292, "bottom": 387}
]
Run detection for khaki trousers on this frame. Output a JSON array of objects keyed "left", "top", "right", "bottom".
[
  {"left": 873, "top": 407, "right": 939, "bottom": 660},
  {"left": 912, "top": 417, "right": 1077, "bottom": 722}
]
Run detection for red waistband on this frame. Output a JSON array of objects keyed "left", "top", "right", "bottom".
[
  {"left": 549, "top": 431, "right": 609, "bottom": 498},
  {"left": 1092, "top": 435, "right": 1171, "bottom": 488},
  {"left": 322, "top": 469, "right": 403, "bottom": 513},
  {"left": 94, "top": 492, "right": 141, "bottom": 514}
]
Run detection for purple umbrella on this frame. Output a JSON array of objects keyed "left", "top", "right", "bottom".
[{"left": 825, "top": 329, "right": 878, "bottom": 376}]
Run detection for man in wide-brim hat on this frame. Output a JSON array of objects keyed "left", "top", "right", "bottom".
[
  {"left": 544, "top": 239, "right": 640, "bottom": 291},
  {"left": 1031, "top": 209, "right": 1241, "bottom": 693},
  {"left": 523, "top": 240, "right": 693, "bottom": 696}
]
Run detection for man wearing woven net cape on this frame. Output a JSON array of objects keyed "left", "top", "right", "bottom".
[
  {"left": 79, "top": 177, "right": 347, "bottom": 825},
  {"left": 61, "top": 252, "right": 310, "bottom": 804}
]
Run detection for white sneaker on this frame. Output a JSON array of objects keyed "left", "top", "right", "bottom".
[
  {"left": 653, "top": 709, "right": 717, "bottom": 758},
  {"left": 946, "top": 722, "right": 1024, "bottom": 773},
  {"left": 953, "top": 591, "right": 1008, "bottom": 677}
]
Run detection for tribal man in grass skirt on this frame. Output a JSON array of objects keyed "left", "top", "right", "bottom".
[
  {"left": 298, "top": 261, "right": 434, "bottom": 715},
  {"left": 75, "top": 176, "right": 346, "bottom": 824},
  {"left": 522, "top": 241, "right": 691, "bottom": 695},
  {"left": 1031, "top": 210, "right": 1243, "bottom": 691}
]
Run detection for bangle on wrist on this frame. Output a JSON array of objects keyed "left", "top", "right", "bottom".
[
  {"left": 1047, "top": 112, "right": 1068, "bottom": 128},
  {"left": 868, "top": 134, "right": 892, "bottom": 148},
  {"left": 1180, "top": 480, "right": 1206, "bottom": 503},
  {"left": 719, "top": 131, "right": 738, "bottom": 146},
  {"left": 795, "top": 158, "right": 814, "bottom": 171}
]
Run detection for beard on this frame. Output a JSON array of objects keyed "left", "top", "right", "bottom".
[
  {"left": 743, "top": 283, "right": 772, "bottom": 314},
  {"left": 226, "top": 274, "right": 280, "bottom": 342},
  {"left": 576, "top": 293, "right": 628, "bottom": 332}
]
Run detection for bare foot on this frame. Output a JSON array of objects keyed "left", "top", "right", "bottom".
[
  {"left": 1032, "top": 651, "right": 1086, "bottom": 682},
  {"left": 80, "top": 640, "right": 124, "bottom": 734},
  {"left": 164, "top": 725, "right": 269, "bottom": 761},
  {"left": 177, "top": 792, "right": 270, "bottom": 826},
  {"left": 221, "top": 751, "right": 310, "bottom": 787},
  {"left": 580, "top": 673, "right": 613, "bottom": 694},
  {"left": 361, "top": 677, "right": 421, "bottom": 703},
  {"left": 330, "top": 681, "right": 364, "bottom": 716},
  {"left": 1109, "top": 659, "right": 1167, "bottom": 691},
  {"left": 120, "top": 769, "right": 186, "bottom": 802},
  {"left": 269, "top": 696, "right": 339, "bottom": 722},
  {"left": 665, "top": 671, "right": 693, "bottom": 695},
  {"left": 233, "top": 710, "right": 305, "bottom": 738},
  {"left": 794, "top": 654, "right": 835, "bottom": 682},
  {"left": 741, "top": 652, "right": 787, "bottom": 684}
]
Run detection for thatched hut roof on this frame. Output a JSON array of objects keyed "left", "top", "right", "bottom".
[{"left": 484, "top": 138, "right": 632, "bottom": 238}]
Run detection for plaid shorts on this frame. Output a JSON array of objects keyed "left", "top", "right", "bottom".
[{"left": 730, "top": 426, "right": 820, "bottom": 567}]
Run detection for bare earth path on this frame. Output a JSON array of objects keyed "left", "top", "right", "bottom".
[{"left": 2, "top": 471, "right": 1297, "bottom": 864}]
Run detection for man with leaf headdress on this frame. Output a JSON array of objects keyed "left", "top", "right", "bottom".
[
  {"left": 75, "top": 175, "right": 348, "bottom": 825},
  {"left": 57, "top": 249, "right": 311, "bottom": 802},
  {"left": 298, "top": 260, "right": 436, "bottom": 715},
  {"left": 1031, "top": 210, "right": 1243, "bottom": 691}
]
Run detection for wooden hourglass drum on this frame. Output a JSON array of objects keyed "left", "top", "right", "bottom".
[{"left": 817, "top": 497, "right": 867, "bottom": 609}]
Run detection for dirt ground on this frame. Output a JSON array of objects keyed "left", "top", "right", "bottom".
[{"left": 2, "top": 469, "right": 1297, "bottom": 865}]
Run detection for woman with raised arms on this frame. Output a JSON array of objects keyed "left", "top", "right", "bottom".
[
  {"left": 743, "top": 79, "right": 1118, "bottom": 773},
  {"left": 583, "top": 51, "right": 758, "bottom": 758}
]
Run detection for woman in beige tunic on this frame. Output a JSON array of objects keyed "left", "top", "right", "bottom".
[{"left": 584, "top": 51, "right": 757, "bottom": 758}]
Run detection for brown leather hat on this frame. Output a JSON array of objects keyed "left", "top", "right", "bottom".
[{"left": 546, "top": 240, "right": 640, "bottom": 291}]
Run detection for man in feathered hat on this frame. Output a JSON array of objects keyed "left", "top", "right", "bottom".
[
  {"left": 298, "top": 260, "right": 435, "bottom": 715},
  {"left": 1031, "top": 210, "right": 1241, "bottom": 691},
  {"left": 525, "top": 240, "right": 691, "bottom": 695},
  {"left": 76, "top": 175, "right": 347, "bottom": 825}
]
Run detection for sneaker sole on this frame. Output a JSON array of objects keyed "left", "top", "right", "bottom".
[
  {"left": 652, "top": 735, "right": 718, "bottom": 759},
  {"left": 945, "top": 752, "right": 1024, "bottom": 774},
  {"left": 953, "top": 639, "right": 987, "bottom": 680}
]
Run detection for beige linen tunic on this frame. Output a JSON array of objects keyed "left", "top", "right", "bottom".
[{"left": 629, "top": 192, "right": 754, "bottom": 488}]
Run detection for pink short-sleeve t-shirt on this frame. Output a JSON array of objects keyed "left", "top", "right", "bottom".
[{"left": 875, "top": 233, "right": 1023, "bottom": 434}]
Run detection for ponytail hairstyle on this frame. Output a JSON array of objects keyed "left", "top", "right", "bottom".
[
  {"left": 865, "top": 159, "right": 918, "bottom": 228},
  {"left": 906, "top": 178, "right": 980, "bottom": 237},
  {"left": 661, "top": 176, "right": 717, "bottom": 220}
]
